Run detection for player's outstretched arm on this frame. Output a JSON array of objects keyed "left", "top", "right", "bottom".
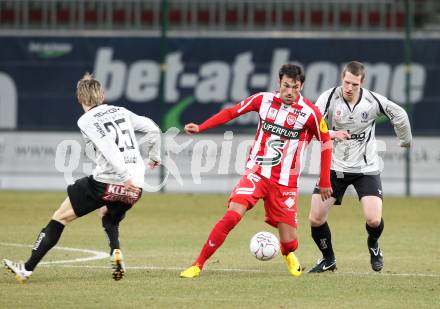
[
  {"left": 184, "top": 107, "right": 237, "bottom": 134},
  {"left": 184, "top": 94, "right": 262, "bottom": 135}
]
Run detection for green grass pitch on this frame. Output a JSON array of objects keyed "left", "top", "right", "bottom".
[{"left": 0, "top": 192, "right": 439, "bottom": 308}]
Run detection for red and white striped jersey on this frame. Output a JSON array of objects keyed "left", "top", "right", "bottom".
[{"left": 198, "top": 92, "right": 331, "bottom": 188}]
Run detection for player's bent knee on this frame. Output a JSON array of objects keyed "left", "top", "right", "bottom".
[
  {"left": 309, "top": 214, "right": 325, "bottom": 227},
  {"left": 52, "top": 212, "right": 74, "bottom": 225},
  {"left": 52, "top": 200, "right": 77, "bottom": 225},
  {"left": 228, "top": 202, "right": 248, "bottom": 216},
  {"left": 366, "top": 217, "right": 381, "bottom": 227},
  {"left": 96, "top": 206, "right": 108, "bottom": 218},
  {"left": 308, "top": 207, "right": 328, "bottom": 226},
  {"left": 309, "top": 201, "right": 326, "bottom": 226},
  {"left": 278, "top": 223, "right": 297, "bottom": 241},
  {"left": 52, "top": 213, "right": 69, "bottom": 225}
]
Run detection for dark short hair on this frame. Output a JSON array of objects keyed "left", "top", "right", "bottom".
[
  {"left": 342, "top": 61, "right": 365, "bottom": 81},
  {"left": 278, "top": 64, "right": 305, "bottom": 84}
]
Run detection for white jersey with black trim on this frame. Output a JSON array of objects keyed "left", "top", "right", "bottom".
[
  {"left": 77, "top": 104, "right": 161, "bottom": 187},
  {"left": 315, "top": 86, "right": 412, "bottom": 173}
]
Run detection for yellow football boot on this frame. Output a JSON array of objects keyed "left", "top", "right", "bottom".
[
  {"left": 284, "top": 252, "right": 302, "bottom": 277},
  {"left": 180, "top": 265, "right": 201, "bottom": 278},
  {"left": 111, "top": 249, "right": 125, "bottom": 281}
]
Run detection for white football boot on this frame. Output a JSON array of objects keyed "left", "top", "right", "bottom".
[{"left": 3, "top": 259, "right": 32, "bottom": 283}]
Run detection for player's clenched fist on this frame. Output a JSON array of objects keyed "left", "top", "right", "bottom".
[
  {"left": 331, "top": 130, "right": 350, "bottom": 141},
  {"left": 184, "top": 123, "right": 200, "bottom": 135}
]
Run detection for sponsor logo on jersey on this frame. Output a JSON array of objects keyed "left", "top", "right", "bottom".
[
  {"left": 319, "top": 118, "right": 329, "bottom": 134},
  {"left": 286, "top": 114, "right": 297, "bottom": 126},
  {"left": 261, "top": 121, "right": 300, "bottom": 139},
  {"left": 255, "top": 139, "right": 287, "bottom": 166},
  {"left": 282, "top": 191, "right": 296, "bottom": 196},
  {"left": 284, "top": 197, "right": 295, "bottom": 208},
  {"left": 292, "top": 109, "right": 307, "bottom": 117},
  {"left": 349, "top": 131, "right": 366, "bottom": 141},
  {"left": 267, "top": 107, "right": 278, "bottom": 120}
]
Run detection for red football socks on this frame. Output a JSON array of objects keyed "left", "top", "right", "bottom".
[
  {"left": 193, "top": 210, "right": 242, "bottom": 269},
  {"left": 280, "top": 239, "right": 298, "bottom": 256}
]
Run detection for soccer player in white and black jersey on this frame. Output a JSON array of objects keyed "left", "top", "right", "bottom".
[
  {"left": 308, "top": 61, "right": 412, "bottom": 273},
  {"left": 180, "top": 64, "right": 333, "bottom": 278},
  {"left": 3, "top": 73, "right": 161, "bottom": 283}
]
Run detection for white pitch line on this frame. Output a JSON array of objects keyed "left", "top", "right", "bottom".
[
  {"left": 2, "top": 242, "right": 439, "bottom": 278},
  {"left": 338, "top": 271, "right": 440, "bottom": 278},
  {"left": 43, "top": 264, "right": 440, "bottom": 278},
  {"left": 0, "top": 242, "right": 109, "bottom": 264}
]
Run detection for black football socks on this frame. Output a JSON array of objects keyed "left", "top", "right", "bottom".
[
  {"left": 25, "top": 220, "right": 65, "bottom": 271},
  {"left": 102, "top": 214, "right": 120, "bottom": 255},
  {"left": 366, "top": 218, "right": 384, "bottom": 247},
  {"left": 311, "top": 222, "right": 335, "bottom": 259}
]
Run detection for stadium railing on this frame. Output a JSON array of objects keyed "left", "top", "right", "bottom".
[{"left": 0, "top": 0, "right": 437, "bottom": 32}]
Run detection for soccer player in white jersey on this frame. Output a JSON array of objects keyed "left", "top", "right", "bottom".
[
  {"left": 180, "top": 64, "right": 333, "bottom": 278},
  {"left": 308, "top": 61, "right": 412, "bottom": 273},
  {"left": 3, "top": 73, "right": 161, "bottom": 283}
]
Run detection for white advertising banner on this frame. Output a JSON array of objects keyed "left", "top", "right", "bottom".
[{"left": 0, "top": 131, "right": 439, "bottom": 196}]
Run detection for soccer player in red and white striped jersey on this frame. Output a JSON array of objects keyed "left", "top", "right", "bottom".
[{"left": 180, "top": 64, "right": 333, "bottom": 278}]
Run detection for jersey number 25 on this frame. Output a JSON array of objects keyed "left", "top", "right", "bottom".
[{"left": 103, "top": 118, "right": 135, "bottom": 152}]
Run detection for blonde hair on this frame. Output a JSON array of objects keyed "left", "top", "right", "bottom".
[{"left": 76, "top": 73, "right": 104, "bottom": 107}]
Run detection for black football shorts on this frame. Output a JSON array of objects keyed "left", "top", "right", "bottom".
[
  {"left": 313, "top": 170, "right": 383, "bottom": 205},
  {"left": 67, "top": 176, "right": 142, "bottom": 218}
]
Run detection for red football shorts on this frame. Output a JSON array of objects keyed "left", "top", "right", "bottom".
[{"left": 229, "top": 170, "right": 298, "bottom": 228}]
